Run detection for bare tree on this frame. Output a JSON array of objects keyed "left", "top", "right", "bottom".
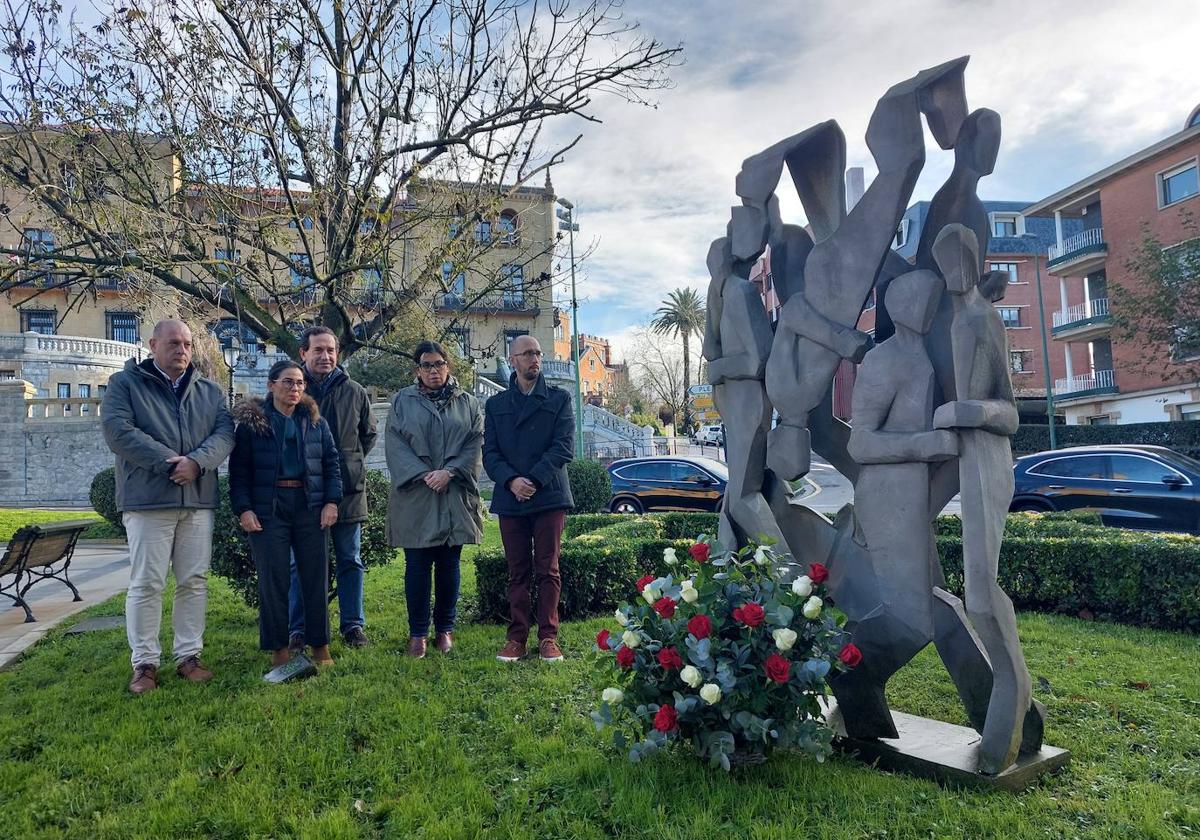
[
  {"left": 0, "top": 0, "right": 680, "bottom": 356},
  {"left": 626, "top": 323, "right": 686, "bottom": 433}
]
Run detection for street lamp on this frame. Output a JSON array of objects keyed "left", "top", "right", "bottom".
[
  {"left": 1021, "top": 233, "right": 1057, "bottom": 450},
  {"left": 556, "top": 197, "right": 584, "bottom": 458},
  {"left": 221, "top": 335, "right": 242, "bottom": 407}
]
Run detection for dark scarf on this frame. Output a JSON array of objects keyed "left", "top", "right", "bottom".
[{"left": 418, "top": 376, "right": 459, "bottom": 411}]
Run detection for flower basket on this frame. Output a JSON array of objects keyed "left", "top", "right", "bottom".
[{"left": 591, "top": 538, "right": 861, "bottom": 771}]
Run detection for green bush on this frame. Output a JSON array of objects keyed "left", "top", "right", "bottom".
[
  {"left": 566, "top": 459, "right": 612, "bottom": 513},
  {"left": 88, "top": 467, "right": 123, "bottom": 531},
  {"left": 210, "top": 469, "right": 397, "bottom": 607},
  {"left": 1011, "top": 420, "right": 1200, "bottom": 459}
]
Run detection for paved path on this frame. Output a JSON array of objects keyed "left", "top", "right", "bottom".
[{"left": 1, "top": 544, "right": 129, "bottom": 669}]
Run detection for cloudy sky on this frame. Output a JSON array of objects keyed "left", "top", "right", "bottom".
[{"left": 544, "top": 0, "right": 1200, "bottom": 359}]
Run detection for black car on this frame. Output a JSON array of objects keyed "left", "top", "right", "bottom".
[
  {"left": 607, "top": 456, "right": 728, "bottom": 514},
  {"left": 1011, "top": 445, "right": 1200, "bottom": 533}
]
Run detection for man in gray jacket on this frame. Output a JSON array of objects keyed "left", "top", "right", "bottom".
[{"left": 101, "top": 319, "right": 234, "bottom": 695}]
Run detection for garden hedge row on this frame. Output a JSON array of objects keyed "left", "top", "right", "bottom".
[
  {"left": 475, "top": 509, "right": 1200, "bottom": 632},
  {"left": 1012, "top": 420, "right": 1200, "bottom": 459}
]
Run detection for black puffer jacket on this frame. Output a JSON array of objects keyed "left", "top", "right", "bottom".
[{"left": 229, "top": 396, "right": 343, "bottom": 520}]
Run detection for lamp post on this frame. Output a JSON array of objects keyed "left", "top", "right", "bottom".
[
  {"left": 556, "top": 197, "right": 584, "bottom": 458},
  {"left": 1022, "top": 233, "right": 1057, "bottom": 449},
  {"left": 221, "top": 336, "right": 242, "bottom": 407}
]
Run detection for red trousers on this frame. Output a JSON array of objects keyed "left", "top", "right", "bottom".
[{"left": 498, "top": 509, "right": 566, "bottom": 642}]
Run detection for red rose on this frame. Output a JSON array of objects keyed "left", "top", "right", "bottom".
[
  {"left": 808, "top": 563, "right": 829, "bottom": 584},
  {"left": 657, "top": 646, "right": 684, "bottom": 670},
  {"left": 838, "top": 643, "right": 863, "bottom": 667},
  {"left": 764, "top": 653, "right": 791, "bottom": 684},
  {"left": 635, "top": 574, "right": 656, "bottom": 592},
  {"left": 596, "top": 629, "right": 611, "bottom": 650},
  {"left": 733, "top": 602, "right": 765, "bottom": 628},
  {"left": 652, "top": 597, "right": 677, "bottom": 619},
  {"left": 653, "top": 704, "right": 678, "bottom": 732},
  {"left": 689, "top": 543, "right": 710, "bottom": 563},
  {"left": 616, "top": 646, "right": 636, "bottom": 668},
  {"left": 686, "top": 614, "right": 712, "bottom": 639}
]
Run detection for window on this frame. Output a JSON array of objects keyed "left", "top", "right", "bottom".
[
  {"left": 215, "top": 248, "right": 241, "bottom": 281},
  {"left": 893, "top": 219, "right": 909, "bottom": 249},
  {"left": 21, "top": 227, "right": 55, "bottom": 255},
  {"left": 448, "top": 327, "right": 471, "bottom": 358},
  {"left": 0, "top": 370, "right": 16, "bottom": 380},
  {"left": 441, "top": 261, "right": 466, "bottom": 299},
  {"left": 1171, "top": 324, "right": 1200, "bottom": 362},
  {"left": 992, "top": 216, "right": 1018, "bottom": 237},
  {"left": 475, "top": 220, "right": 492, "bottom": 244},
  {"left": 1009, "top": 351, "right": 1030, "bottom": 373},
  {"left": 618, "top": 462, "right": 672, "bottom": 481},
  {"left": 1182, "top": 402, "right": 1200, "bottom": 422},
  {"left": 554, "top": 323, "right": 564, "bottom": 341},
  {"left": 79, "top": 384, "right": 91, "bottom": 398},
  {"left": 1110, "top": 455, "right": 1183, "bottom": 484},
  {"left": 1160, "top": 161, "right": 1199, "bottom": 207},
  {"left": 98, "top": 384, "right": 106, "bottom": 396},
  {"left": 589, "top": 357, "right": 596, "bottom": 371},
  {"left": 21, "top": 309, "right": 56, "bottom": 335},
  {"left": 57, "top": 383, "right": 71, "bottom": 399},
  {"left": 106, "top": 311, "right": 140, "bottom": 344},
  {"left": 288, "top": 217, "right": 315, "bottom": 231},
  {"left": 498, "top": 210, "right": 519, "bottom": 245},
  {"left": 997, "top": 307, "right": 1021, "bottom": 328},
  {"left": 1086, "top": 415, "right": 1112, "bottom": 426},
  {"left": 290, "top": 253, "right": 314, "bottom": 302},
  {"left": 990, "top": 262, "right": 1019, "bottom": 283},
  {"left": 1028, "top": 455, "right": 1107, "bottom": 479},
  {"left": 501, "top": 264, "right": 524, "bottom": 307}
]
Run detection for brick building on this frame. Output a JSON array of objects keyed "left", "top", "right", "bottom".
[{"left": 552, "top": 307, "right": 628, "bottom": 406}]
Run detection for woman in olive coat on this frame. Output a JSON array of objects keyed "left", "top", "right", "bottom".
[{"left": 385, "top": 341, "right": 484, "bottom": 658}]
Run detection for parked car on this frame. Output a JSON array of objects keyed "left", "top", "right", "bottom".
[
  {"left": 691, "top": 424, "right": 724, "bottom": 446},
  {"left": 1011, "top": 444, "right": 1200, "bottom": 533},
  {"left": 607, "top": 455, "right": 728, "bottom": 514}
]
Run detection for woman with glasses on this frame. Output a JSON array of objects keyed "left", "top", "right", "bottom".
[
  {"left": 385, "top": 340, "right": 484, "bottom": 657},
  {"left": 230, "top": 359, "right": 342, "bottom": 669}
]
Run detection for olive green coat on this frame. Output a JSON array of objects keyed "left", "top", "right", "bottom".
[{"left": 385, "top": 384, "right": 484, "bottom": 549}]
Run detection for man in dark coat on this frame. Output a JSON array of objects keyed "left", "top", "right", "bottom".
[
  {"left": 483, "top": 334, "right": 574, "bottom": 663},
  {"left": 286, "top": 326, "right": 378, "bottom": 649}
]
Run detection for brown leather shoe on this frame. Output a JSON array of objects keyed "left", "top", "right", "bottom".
[
  {"left": 310, "top": 645, "right": 334, "bottom": 666},
  {"left": 434, "top": 632, "right": 453, "bottom": 654},
  {"left": 407, "top": 637, "right": 427, "bottom": 659},
  {"left": 495, "top": 639, "right": 526, "bottom": 662},
  {"left": 176, "top": 655, "right": 213, "bottom": 683},
  {"left": 129, "top": 664, "right": 158, "bottom": 695},
  {"left": 538, "top": 638, "right": 564, "bottom": 662}
]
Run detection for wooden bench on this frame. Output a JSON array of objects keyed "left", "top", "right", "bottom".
[{"left": 0, "top": 520, "right": 89, "bottom": 622}]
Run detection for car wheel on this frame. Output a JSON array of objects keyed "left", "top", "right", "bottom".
[
  {"left": 711, "top": 495, "right": 724, "bottom": 513},
  {"left": 1010, "top": 499, "right": 1053, "bottom": 513},
  {"left": 611, "top": 496, "right": 643, "bottom": 515}
]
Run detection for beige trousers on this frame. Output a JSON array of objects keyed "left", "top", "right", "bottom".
[{"left": 123, "top": 508, "right": 214, "bottom": 668}]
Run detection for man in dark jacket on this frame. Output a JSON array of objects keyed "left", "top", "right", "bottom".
[
  {"left": 101, "top": 319, "right": 234, "bottom": 695},
  {"left": 287, "top": 326, "right": 379, "bottom": 648},
  {"left": 483, "top": 335, "right": 574, "bottom": 663}
]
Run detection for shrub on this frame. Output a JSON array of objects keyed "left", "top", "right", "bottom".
[
  {"left": 88, "top": 467, "right": 123, "bottom": 531},
  {"left": 210, "top": 468, "right": 397, "bottom": 607},
  {"left": 1011, "top": 420, "right": 1200, "bottom": 459},
  {"left": 567, "top": 459, "right": 613, "bottom": 513}
]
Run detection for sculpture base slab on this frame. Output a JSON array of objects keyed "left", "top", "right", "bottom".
[{"left": 823, "top": 700, "right": 1070, "bottom": 792}]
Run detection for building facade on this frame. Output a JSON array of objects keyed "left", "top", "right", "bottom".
[{"left": 1022, "top": 111, "right": 1200, "bottom": 425}]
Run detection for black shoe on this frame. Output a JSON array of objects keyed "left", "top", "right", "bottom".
[
  {"left": 288, "top": 632, "right": 305, "bottom": 655},
  {"left": 343, "top": 627, "right": 371, "bottom": 648}
]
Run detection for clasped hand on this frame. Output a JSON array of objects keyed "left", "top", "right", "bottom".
[
  {"left": 510, "top": 476, "right": 537, "bottom": 502},
  {"left": 166, "top": 455, "right": 200, "bottom": 485},
  {"left": 423, "top": 469, "right": 452, "bottom": 493}
]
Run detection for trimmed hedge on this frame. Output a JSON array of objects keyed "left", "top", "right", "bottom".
[
  {"left": 565, "top": 459, "right": 612, "bottom": 514},
  {"left": 1012, "top": 420, "right": 1200, "bottom": 459},
  {"left": 89, "top": 467, "right": 123, "bottom": 532}
]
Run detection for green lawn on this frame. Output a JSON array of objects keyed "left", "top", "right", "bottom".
[
  {"left": 1, "top": 518, "right": 1198, "bottom": 838},
  {"left": 0, "top": 509, "right": 100, "bottom": 542}
]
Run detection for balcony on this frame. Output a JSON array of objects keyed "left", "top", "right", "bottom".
[
  {"left": 1052, "top": 297, "right": 1113, "bottom": 341},
  {"left": 1047, "top": 227, "right": 1107, "bottom": 276},
  {"left": 433, "top": 292, "right": 539, "bottom": 315},
  {"left": 1054, "top": 368, "right": 1117, "bottom": 401}
]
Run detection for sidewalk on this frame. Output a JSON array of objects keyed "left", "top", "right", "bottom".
[{"left": 1, "top": 543, "right": 130, "bottom": 669}]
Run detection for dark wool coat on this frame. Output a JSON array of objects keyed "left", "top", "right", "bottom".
[{"left": 228, "top": 396, "right": 343, "bottom": 520}]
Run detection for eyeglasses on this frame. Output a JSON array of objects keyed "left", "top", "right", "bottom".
[
  {"left": 514, "top": 349, "right": 543, "bottom": 360},
  {"left": 418, "top": 360, "right": 449, "bottom": 371},
  {"left": 274, "top": 378, "right": 306, "bottom": 390}
]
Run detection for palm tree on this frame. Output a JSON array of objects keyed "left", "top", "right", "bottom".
[{"left": 650, "top": 287, "right": 706, "bottom": 432}]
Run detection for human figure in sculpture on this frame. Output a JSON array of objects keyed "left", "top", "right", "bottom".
[{"left": 932, "top": 223, "right": 1033, "bottom": 774}]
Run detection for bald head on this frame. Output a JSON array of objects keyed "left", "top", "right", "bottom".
[
  {"left": 508, "top": 334, "right": 542, "bottom": 390},
  {"left": 149, "top": 319, "right": 193, "bottom": 378}
]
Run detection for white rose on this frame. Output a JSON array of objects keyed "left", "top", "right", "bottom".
[
  {"left": 663, "top": 547, "right": 678, "bottom": 565},
  {"left": 601, "top": 687, "right": 624, "bottom": 705},
  {"left": 614, "top": 608, "right": 630, "bottom": 627},
  {"left": 680, "top": 665, "right": 702, "bottom": 688},
  {"left": 621, "top": 630, "right": 641, "bottom": 648},
  {"left": 773, "top": 627, "right": 798, "bottom": 651},
  {"left": 802, "top": 595, "right": 823, "bottom": 619},
  {"left": 699, "top": 683, "right": 722, "bottom": 705},
  {"left": 679, "top": 580, "right": 699, "bottom": 604},
  {"left": 753, "top": 546, "right": 769, "bottom": 565},
  {"left": 791, "top": 575, "right": 813, "bottom": 598},
  {"left": 642, "top": 586, "right": 660, "bottom": 605}
]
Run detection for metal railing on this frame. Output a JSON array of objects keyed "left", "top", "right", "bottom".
[
  {"left": 432, "top": 292, "right": 539, "bottom": 313},
  {"left": 1054, "top": 368, "right": 1115, "bottom": 395},
  {"left": 1053, "top": 297, "right": 1110, "bottom": 328},
  {"left": 1049, "top": 227, "right": 1105, "bottom": 263}
]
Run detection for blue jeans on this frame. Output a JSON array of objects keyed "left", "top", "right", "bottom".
[
  {"left": 404, "top": 544, "right": 462, "bottom": 638},
  {"left": 288, "top": 521, "right": 364, "bottom": 638}
]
